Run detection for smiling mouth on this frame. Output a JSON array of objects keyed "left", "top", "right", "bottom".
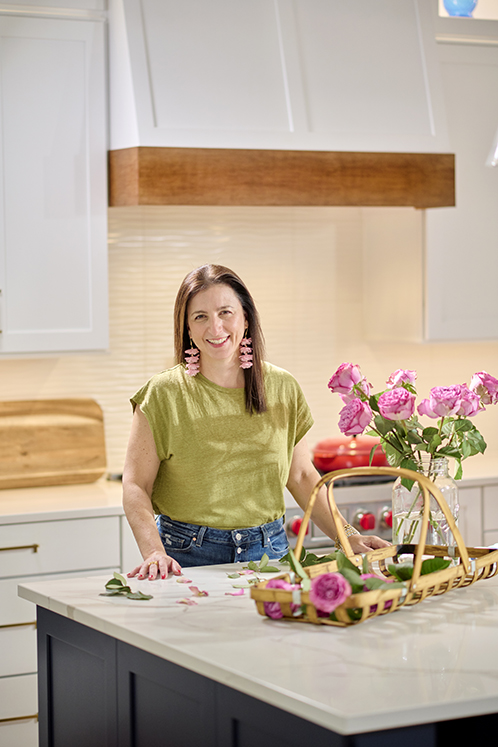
[{"left": 206, "top": 335, "right": 229, "bottom": 347}]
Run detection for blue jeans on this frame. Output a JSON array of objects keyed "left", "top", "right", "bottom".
[{"left": 156, "top": 515, "right": 289, "bottom": 567}]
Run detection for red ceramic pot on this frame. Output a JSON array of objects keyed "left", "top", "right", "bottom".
[{"left": 312, "top": 435, "right": 389, "bottom": 472}]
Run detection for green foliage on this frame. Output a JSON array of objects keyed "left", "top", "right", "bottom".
[
  {"left": 100, "top": 572, "right": 153, "bottom": 600},
  {"left": 388, "top": 557, "right": 451, "bottom": 582}
]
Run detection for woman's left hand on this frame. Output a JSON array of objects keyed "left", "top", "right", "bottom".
[{"left": 347, "top": 533, "right": 391, "bottom": 554}]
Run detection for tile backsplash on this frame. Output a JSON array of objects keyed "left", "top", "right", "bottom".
[{"left": 2, "top": 205, "right": 498, "bottom": 480}]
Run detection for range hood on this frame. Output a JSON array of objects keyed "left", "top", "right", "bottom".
[{"left": 108, "top": 0, "right": 454, "bottom": 208}]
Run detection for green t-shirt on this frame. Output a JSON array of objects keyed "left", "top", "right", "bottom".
[{"left": 131, "top": 362, "right": 314, "bottom": 530}]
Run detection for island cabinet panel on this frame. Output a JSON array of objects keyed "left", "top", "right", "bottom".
[{"left": 35, "top": 607, "right": 446, "bottom": 747}]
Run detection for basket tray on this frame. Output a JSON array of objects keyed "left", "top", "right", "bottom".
[{"left": 250, "top": 467, "right": 498, "bottom": 627}]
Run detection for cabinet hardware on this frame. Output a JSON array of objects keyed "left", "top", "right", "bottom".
[
  {"left": 0, "top": 621, "right": 36, "bottom": 630},
  {"left": 0, "top": 543, "right": 39, "bottom": 553},
  {"left": 0, "top": 713, "right": 38, "bottom": 724}
]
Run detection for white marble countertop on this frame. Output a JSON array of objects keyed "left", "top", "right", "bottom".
[
  {"left": 0, "top": 478, "right": 124, "bottom": 524},
  {"left": 18, "top": 562, "right": 498, "bottom": 736}
]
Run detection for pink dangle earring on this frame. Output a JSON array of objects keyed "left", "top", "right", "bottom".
[
  {"left": 239, "top": 331, "right": 253, "bottom": 369},
  {"left": 185, "top": 337, "right": 200, "bottom": 376}
]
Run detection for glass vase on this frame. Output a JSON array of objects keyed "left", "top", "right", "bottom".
[{"left": 392, "top": 456, "right": 459, "bottom": 547}]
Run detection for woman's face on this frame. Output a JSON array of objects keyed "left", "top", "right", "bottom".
[{"left": 187, "top": 284, "right": 248, "bottom": 367}]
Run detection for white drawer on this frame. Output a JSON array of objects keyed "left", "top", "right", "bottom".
[
  {"left": 0, "top": 719, "right": 38, "bottom": 747},
  {"left": 0, "top": 673, "right": 37, "bottom": 720},
  {"left": 0, "top": 516, "right": 120, "bottom": 578},
  {"left": 483, "top": 485, "right": 498, "bottom": 530},
  {"left": 0, "top": 623, "right": 37, "bottom": 676}
]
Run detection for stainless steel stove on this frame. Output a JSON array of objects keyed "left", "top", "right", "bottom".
[{"left": 284, "top": 478, "right": 394, "bottom": 551}]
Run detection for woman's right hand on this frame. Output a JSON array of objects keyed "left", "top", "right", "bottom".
[{"left": 127, "top": 551, "right": 182, "bottom": 580}]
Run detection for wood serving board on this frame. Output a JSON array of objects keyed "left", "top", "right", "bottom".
[{"left": 0, "top": 399, "right": 107, "bottom": 489}]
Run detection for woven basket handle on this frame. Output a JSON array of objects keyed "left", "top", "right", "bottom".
[{"left": 293, "top": 466, "right": 470, "bottom": 586}]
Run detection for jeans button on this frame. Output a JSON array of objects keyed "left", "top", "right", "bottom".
[
  {"left": 237, "top": 547, "right": 242, "bottom": 554},
  {"left": 235, "top": 533, "right": 242, "bottom": 540}
]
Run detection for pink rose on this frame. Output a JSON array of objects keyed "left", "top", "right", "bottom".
[
  {"left": 386, "top": 369, "right": 417, "bottom": 389},
  {"left": 426, "top": 386, "right": 463, "bottom": 417},
  {"left": 455, "top": 385, "right": 481, "bottom": 417},
  {"left": 309, "top": 573, "right": 352, "bottom": 614},
  {"left": 340, "top": 376, "right": 371, "bottom": 404},
  {"left": 417, "top": 398, "right": 437, "bottom": 418},
  {"left": 328, "top": 363, "right": 363, "bottom": 395},
  {"left": 338, "top": 398, "right": 373, "bottom": 436},
  {"left": 378, "top": 388, "right": 416, "bottom": 421},
  {"left": 263, "top": 578, "right": 300, "bottom": 620},
  {"left": 470, "top": 371, "right": 498, "bottom": 405}
]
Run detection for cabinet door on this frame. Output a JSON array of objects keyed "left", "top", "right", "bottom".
[
  {"left": 425, "top": 43, "right": 498, "bottom": 340},
  {"left": 0, "top": 15, "right": 108, "bottom": 354}
]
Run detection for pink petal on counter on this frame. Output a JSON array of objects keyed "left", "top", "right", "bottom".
[
  {"left": 176, "top": 577, "right": 193, "bottom": 584},
  {"left": 225, "top": 589, "right": 245, "bottom": 596},
  {"left": 176, "top": 598, "right": 198, "bottom": 606},
  {"left": 189, "top": 586, "right": 209, "bottom": 597}
]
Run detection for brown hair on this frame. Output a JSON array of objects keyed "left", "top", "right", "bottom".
[{"left": 174, "top": 264, "right": 267, "bottom": 414}]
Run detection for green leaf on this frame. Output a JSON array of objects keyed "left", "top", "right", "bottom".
[
  {"left": 105, "top": 577, "right": 124, "bottom": 589},
  {"left": 453, "top": 418, "right": 473, "bottom": 432},
  {"left": 113, "top": 571, "right": 128, "bottom": 586},
  {"left": 336, "top": 551, "right": 361, "bottom": 574},
  {"left": 340, "top": 568, "right": 364, "bottom": 593},
  {"left": 287, "top": 548, "right": 311, "bottom": 591},
  {"left": 227, "top": 573, "right": 241, "bottom": 579},
  {"left": 374, "top": 414, "right": 395, "bottom": 437},
  {"left": 454, "top": 459, "right": 463, "bottom": 481},
  {"left": 388, "top": 563, "right": 414, "bottom": 582},
  {"left": 422, "top": 427, "right": 439, "bottom": 438},
  {"left": 362, "top": 576, "right": 392, "bottom": 591},
  {"left": 369, "top": 394, "right": 380, "bottom": 413},
  {"left": 259, "top": 553, "right": 269, "bottom": 570},
  {"left": 126, "top": 591, "right": 153, "bottom": 600},
  {"left": 100, "top": 589, "right": 128, "bottom": 596},
  {"left": 429, "top": 434, "right": 442, "bottom": 453},
  {"left": 406, "top": 430, "right": 424, "bottom": 444},
  {"left": 362, "top": 555, "right": 370, "bottom": 574},
  {"left": 346, "top": 608, "right": 363, "bottom": 622},
  {"left": 258, "top": 565, "right": 280, "bottom": 573},
  {"left": 246, "top": 561, "right": 260, "bottom": 571},
  {"left": 420, "top": 557, "right": 451, "bottom": 575}
]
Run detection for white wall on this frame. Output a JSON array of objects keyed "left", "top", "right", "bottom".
[{"left": 1, "top": 205, "right": 498, "bottom": 481}]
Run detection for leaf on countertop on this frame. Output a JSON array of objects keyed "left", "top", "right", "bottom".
[
  {"left": 113, "top": 571, "right": 128, "bottom": 586},
  {"left": 126, "top": 591, "right": 153, "bottom": 600}
]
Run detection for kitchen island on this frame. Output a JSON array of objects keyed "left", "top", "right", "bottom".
[{"left": 18, "top": 562, "right": 498, "bottom": 746}]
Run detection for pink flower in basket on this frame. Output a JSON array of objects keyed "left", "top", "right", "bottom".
[
  {"left": 309, "top": 573, "right": 352, "bottom": 615},
  {"left": 263, "top": 578, "right": 300, "bottom": 620}
]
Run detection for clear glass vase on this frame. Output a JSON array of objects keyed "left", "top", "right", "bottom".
[{"left": 392, "top": 456, "right": 459, "bottom": 547}]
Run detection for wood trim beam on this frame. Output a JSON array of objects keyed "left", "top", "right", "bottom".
[{"left": 108, "top": 147, "right": 455, "bottom": 209}]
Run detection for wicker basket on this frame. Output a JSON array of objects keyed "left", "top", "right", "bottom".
[{"left": 250, "top": 466, "right": 498, "bottom": 626}]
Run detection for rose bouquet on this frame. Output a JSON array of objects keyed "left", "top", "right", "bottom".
[{"left": 328, "top": 364, "right": 498, "bottom": 480}]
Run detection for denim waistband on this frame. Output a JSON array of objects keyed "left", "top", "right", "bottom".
[{"left": 158, "top": 515, "right": 284, "bottom": 549}]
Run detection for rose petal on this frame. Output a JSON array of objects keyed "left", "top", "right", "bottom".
[
  {"left": 176, "top": 598, "right": 198, "bottom": 606},
  {"left": 176, "top": 577, "right": 193, "bottom": 584},
  {"left": 189, "top": 586, "right": 209, "bottom": 597},
  {"left": 225, "top": 589, "right": 245, "bottom": 596}
]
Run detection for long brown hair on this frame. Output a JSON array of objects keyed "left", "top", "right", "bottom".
[{"left": 174, "top": 265, "right": 267, "bottom": 414}]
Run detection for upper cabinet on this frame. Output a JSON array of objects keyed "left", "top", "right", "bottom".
[
  {"left": 109, "top": 0, "right": 450, "bottom": 154},
  {"left": 0, "top": 8, "right": 108, "bottom": 355}
]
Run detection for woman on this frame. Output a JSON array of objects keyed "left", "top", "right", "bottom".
[{"left": 123, "top": 264, "right": 389, "bottom": 579}]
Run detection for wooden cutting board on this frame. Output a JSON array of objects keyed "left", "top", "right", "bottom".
[{"left": 0, "top": 399, "right": 107, "bottom": 489}]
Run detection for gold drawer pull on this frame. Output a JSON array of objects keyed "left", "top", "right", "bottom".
[
  {"left": 0, "top": 621, "right": 37, "bottom": 630},
  {"left": 0, "top": 543, "right": 39, "bottom": 553},
  {"left": 0, "top": 713, "right": 38, "bottom": 724}
]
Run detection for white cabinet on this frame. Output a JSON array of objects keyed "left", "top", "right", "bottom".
[
  {"left": 0, "top": 513, "right": 121, "bottom": 746},
  {"left": 0, "top": 11, "right": 108, "bottom": 354},
  {"left": 110, "top": 0, "right": 449, "bottom": 153},
  {"left": 425, "top": 39, "right": 498, "bottom": 340}
]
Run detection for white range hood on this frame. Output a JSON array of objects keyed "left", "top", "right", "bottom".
[{"left": 108, "top": 0, "right": 454, "bottom": 206}]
